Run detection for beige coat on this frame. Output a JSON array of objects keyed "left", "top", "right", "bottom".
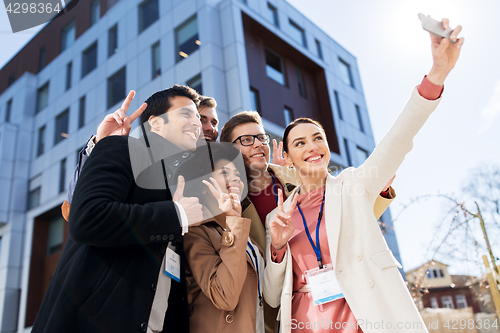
[
  {"left": 184, "top": 214, "right": 265, "bottom": 333},
  {"left": 264, "top": 87, "right": 440, "bottom": 333}
]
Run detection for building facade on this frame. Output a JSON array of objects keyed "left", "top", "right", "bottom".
[{"left": 0, "top": 0, "right": 401, "bottom": 331}]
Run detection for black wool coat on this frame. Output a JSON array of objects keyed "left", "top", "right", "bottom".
[{"left": 32, "top": 134, "right": 190, "bottom": 333}]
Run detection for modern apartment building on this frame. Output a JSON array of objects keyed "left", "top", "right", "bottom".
[{"left": 0, "top": 0, "right": 401, "bottom": 331}]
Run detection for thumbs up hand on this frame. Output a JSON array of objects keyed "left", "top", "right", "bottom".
[{"left": 173, "top": 176, "right": 204, "bottom": 227}]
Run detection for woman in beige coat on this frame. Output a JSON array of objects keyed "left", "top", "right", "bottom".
[
  {"left": 182, "top": 143, "right": 265, "bottom": 333},
  {"left": 263, "top": 18, "right": 464, "bottom": 333}
]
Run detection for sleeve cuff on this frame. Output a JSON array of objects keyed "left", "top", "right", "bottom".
[
  {"left": 270, "top": 244, "right": 286, "bottom": 263},
  {"left": 418, "top": 76, "right": 444, "bottom": 100},
  {"left": 174, "top": 201, "right": 189, "bottom": 235}
]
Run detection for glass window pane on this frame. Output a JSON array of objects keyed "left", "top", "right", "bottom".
[
  {"left": 355, "top": 105, "right": 364, "bottom": 133},
  {"left": 78, "top": 96, "right": 86, "bottom": 129},
  {"left": 37, "top": 82, "right": 49, "bottom": 113},
  {"left": 61, "top": 21, "right": 76, "bottom": 52},
  {"left": 5, "top": 99, "right": 12, "bottom": 122},
  {"left": 284, "top": 107, "right": 294, "bottom": 125},
  {"left": 82, "top": 42, "right": 98, "bottom": 78},
  {"left": 91, "top": 0, "right": 100, "bottom": 25},
  {"left": 139, "top": 0, "right": 159, "bottom": 33},
  {"left": 289, "top": 20, "right": 306, "bottom": 47},
  {"left": 175, "top": 16, "right": 199, "bottom": 62},
  {"left": 66, "top": 62, "right": 72, "bottom": 90},
  {"left": 37, "top": 126, "right": 45, "bottom": 156},
  {"left": 250, "top": 87, "right": 260, "bottom": 113},
  {"left": 265, "top": 49, "right": 285, "bottom": 85},
  {"left": 267, "top": 3, "right": 279, "bottom": 27},
  {"left": 338, "top": 58, "right": 354, "bottom": 87},
  {"left": 152, "top": 41, "right": 161, "bottom": 79},
  {"left": 107, "top": 67, "right": 126, "bottom": 108},
  {"left": 47, "top": 215, "right": 64, "bottom": 255},
  {"left": 59, "top": 159, "right": 66, "bottom": 193},
  {"left": 28, "top": 187, "right": 41, "bottom": 210},
  {"left": 108, "top": 25, "right": 118, "bottom": 57},
  {"left": 186, "top": 74, "right": 202, "bottom": 95},
  {"left": 315, "top": 39, "right": 323, "bottom": 59},
  {"left": 55, "top": 109, "right": 69, "bottom": 145}
]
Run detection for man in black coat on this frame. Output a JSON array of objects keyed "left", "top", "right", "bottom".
[{"left": 32, "top": 85, "right": 204, "bottom": 333}]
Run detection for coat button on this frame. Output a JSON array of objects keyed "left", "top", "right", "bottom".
[
  {"left": 151, "top": 283, "right": 157, "bottom": 292},
  {"left": 160, "top": 245, "right": 166, "bottom": 254},
  {"left": 356, "top": 254, "right": 363, "bottom": 261},
  {"left": 225, "top": 314, "right": 234, "bottom": 323},
  {"left": 368, "top": 280, "right": 374, "bottom": 288},
  {"left": 162, "top": 235, "right": 168, "bottom": 241},
  {"left": 140, "top": 322, "right": 147, "bottom": 331},
  {"left": 156, "top": 235, "right": 161, "bottom": 241},
  {"left": 222, "top": 232, "right": 234, "bottom": 246},
  {"left": 173, "top": 160, "right": 180, "bottom": 167},
  {"left": 169, "top": 234, "right": 175, "bottom": 241},
  {"left": 182, "top": 152, "right": 190, "bottom": 159}
]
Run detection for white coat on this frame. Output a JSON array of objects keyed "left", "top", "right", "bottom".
[{"left": 263, "top": 87, "right": 440, "bottom": 333}]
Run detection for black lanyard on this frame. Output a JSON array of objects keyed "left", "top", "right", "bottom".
[
  {"left": 296, "top": 188, "right": 326, "bottom": 269},
  {"left": 271, "top": 175, "right": 278, "bottom": 205}
]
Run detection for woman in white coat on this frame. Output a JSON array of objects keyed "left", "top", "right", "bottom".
[{"left": 263, "top": 18, "right": 464, "bottom": 333}]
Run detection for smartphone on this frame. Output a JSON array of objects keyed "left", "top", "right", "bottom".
[{"left": 418, "top": 13, "right": 456, "bottom": 43}]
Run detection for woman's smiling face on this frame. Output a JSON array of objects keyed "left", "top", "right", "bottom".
[
  {"left": 212, "top": 159, "right": 245, "bottom": 196},
  {"left": 284, "top": 123, "right": 330, "bottom": 178}
]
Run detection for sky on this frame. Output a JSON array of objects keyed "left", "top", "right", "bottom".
[{"left": 1, "top": 0, "right": 500, "bottom": 276}]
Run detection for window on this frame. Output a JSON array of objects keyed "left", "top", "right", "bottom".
[
  {"left": 39, "top": 46, "right": 46, "bottom": 71},
  {"left": 289, "top": 19, "right": 307, "bottom": 47},
  {"left": 186, "top": 74, "right": 202, "bottom": 95},
  {"left": 334, "top": 90, "right": 342, "bottom": 120},
  {"left": 355, "top": 105, "right": 364, "bottom": 132},
  {"left": 37, "top": 126, "right": 45, "bottom": 156},
  {"left": 296, "top": 67, "right": 306, "bottom": 98},
  {"left": 265, "top": 48, "right": 285, "bottom": 85},
  {"left": 78, "top": 96, "right": 86, "bottom": 129},
  {"left": 430, "top": 297, "right": 439, "bottom": 309},
  {"left": 267, "top": 3, "right": 279, "bottom": 27},
  {"left": 138, "top": 0, "right": 159, "bottom": 33},
  {"left": 108, "top": 24, "right": 118, "bottom": 57},
  {"left": 8, "top": 74, "right": 15, "bottom": 86},
  {"left": 315, "top": 39, "right": 323, "bottom": 60},
  {"left": 283, "top": 106, "right": 294, "bottom": 125},
  {"left": 36, "top": 82, "right": 49, "bottom": 113},
  {"left": 59, "top": 158, "right": 66, "bottom": 193},
  {"left": 338, "top": 58, "right": 354, "bottom": 87},
  {"left": 356, "top": 146, "right": 369, "bottom": 166},
  {"left": 439, "top": 269, "right": 445, "bottom": 277},
  {"left": 175, "top": 15, "right": 200, "bottom": 62},
  {"left": 28, "top": 187, "right": 41, "bottom": 210},
  {"left": 65, "top": 62, "right": 72, "bottom": 90},
  {"left": 90, "top": 0, "right": 100, "bottom": 26},
  {"left": 5, "top": 99, "right": 12, "bottom": 122},
  {"left": 47, "top": 215, "right": 64, "bottom": 255},
  {"left": 55, "top": 109, "right": 69, "bottom": 145},
  {"left": 441, "top": 296, "right": 454, "bottom": 309},
  {"left": 151, "top": 41, "right": 161, "bottom": 79},
  {"left": 107, "top": 67, "right": 126, "bottom": 108},
  {"left": 344, "top": 139, "right": 352, "bottom": 166},
  {"left": 61, "top": 20, "right": 76, "bottom": 52},
  {"left": 455, "top": 295, "right": 468, "bottom": 309},
  {"left": 250, "top": 87, "right": 260, "bottom": 113},
  {"left": 426, "top": 270, "right": 432, "bottom": 278},
  {"left": 82, "top": 42, "right": 98, "bottom": 78}
]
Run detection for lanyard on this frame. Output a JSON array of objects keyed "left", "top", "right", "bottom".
[
  {"left": 296, "top": 188, "right": 326, "bottom": 269},
  {"left": 246, "top": 241, "right": 263, "bottom": 307},
  {"left": 271, "top": 175, "right": 278, "bottom": 205}
]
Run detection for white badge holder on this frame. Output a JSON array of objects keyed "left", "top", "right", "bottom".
[
  {"left": 304, "top": 264, "right": 344, "bottom": 305},
  {"left": 165, "top": 242, "right": 181, "bottom": 282}
]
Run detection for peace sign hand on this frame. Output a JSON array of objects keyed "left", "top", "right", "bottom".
[
  {"left": 96, "top": 90, "right": 148, "bottom": 143},
  {"left": 269, "top": 189, "right": 298, "bottom": 250},
  {"left": 203, "top": 177, "right": 242, "bottom": 217}
]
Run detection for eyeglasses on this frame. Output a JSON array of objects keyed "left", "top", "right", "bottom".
[{"left": 232, "top": 134, "right": 270, "bottom": 146}]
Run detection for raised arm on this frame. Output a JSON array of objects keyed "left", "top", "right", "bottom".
[{"left": 356, "top": 18, "right": 464, "bottom": 198}]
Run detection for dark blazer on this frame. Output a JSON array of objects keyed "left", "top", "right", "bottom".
[{"left": 32, "top": 134, "right": 190, "bottom": 333}]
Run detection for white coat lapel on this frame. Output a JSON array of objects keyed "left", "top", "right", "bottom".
[{"left": 324, "top": 174, "right": 342, "bottom": 269}]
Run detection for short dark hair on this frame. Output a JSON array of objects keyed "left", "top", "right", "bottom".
[
  {"left": 140, "top": 85, "right": 200, "bottom": 128},
  {"left": 283, "top": 118, "right": 325, "bottom": 153},
  {"left": 220, "top": 111, "right": 264, "bottom": 143},
  {"left": 198, "top": 96, "right": 217, "bottom": 110}
]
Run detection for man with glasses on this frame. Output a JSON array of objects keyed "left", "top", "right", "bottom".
[{"left": 219, "top": 111, "right": 395, "bottom": 333}]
